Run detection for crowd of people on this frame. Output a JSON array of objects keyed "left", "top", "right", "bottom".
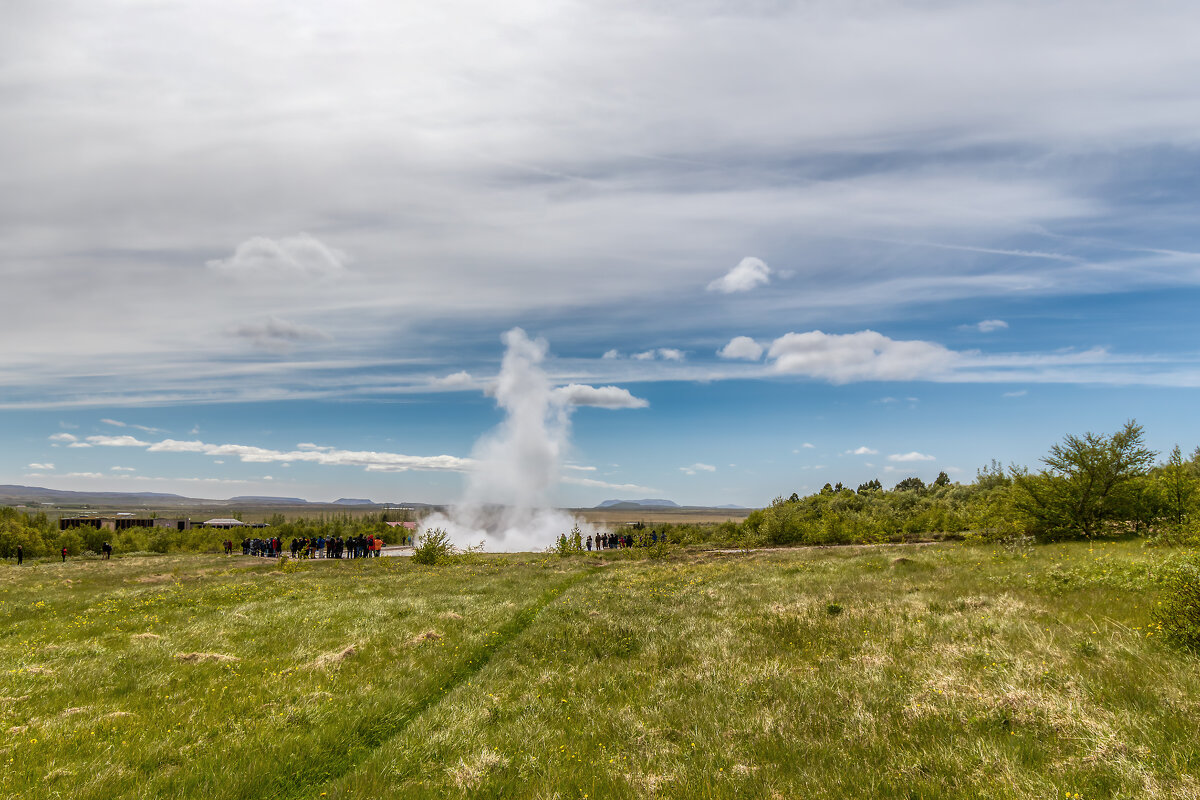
[
  {"left": 238, "top": 535, "right": 385, "bottom": 559},
  {"left": 587, "top": 530, "right": 668, "bottom": 550}
]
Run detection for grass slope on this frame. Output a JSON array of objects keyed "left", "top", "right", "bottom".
[{"left": 2, "top": 541, "right": 1198, "bottom": 799}]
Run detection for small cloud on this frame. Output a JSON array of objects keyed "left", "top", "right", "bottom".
[
  {"left": 631, "top": 348, "right": 684, "bottom": 362},
  {"left": 229, "top": 316, "right": 331, "bottom": 352},
  {"left": 1003, "top": 389, "right": 1028, "bottom": 397},
  {"left": 207, "top": 233, "right": 348, "bottom": 279},
  {"left": 717, "top": 336, "right": 764, "bottom": 361},
  {"left": 975, "top": 319, "right": 1009, "bottom": 333},
  {"left": 110, "top": 466, "right": 136, "bottom": 471},
  {"left": 58, "top": 421, "right": 79, "bottom": 429},
  {"left": 552, "top": 384, "right": 649, "bottom": 409},
  {"left": 28, "top": 462, "right": 54, "bottom": 470},
  {"left": 49, "top": 432, "right": 77, "bottom": 443},
  {"left": 707, "top": 256, "right": 771, "bottom": 294},
  {"left": 102, "top": 418, "right": 164, "bottom": 434},
  {"left": 214, "top": 460, "right": 225, "bottom": 464},
  {"left": 847, "top": 446, "right": 878, "bottom": 455},
  {"left": 888, "top": 451, "right": 936, "bottom": 462},
  {"left": 563, "top": 464, "right": 597, "bottom": 472},
  {"left": 67, "top": 442, "right": 92, "bottom": 448},
  {"left": 86, "top": 435, "right": 150, "bottom": 447},
  {"left": 767, "top": 330, "right": 957, "bottom": 383},
  {"left": 680, "top": 462, "right": 717, "bottom": 475},
  {"left": 879, "top": 397, "right": 897, "bottom": 404},
  {"left": 802, "top": 442, "right": 815, "bottom": 449},
  {"left": 190, "top": 425, "right": 201, "bottom": 435},
  {"left": 433, "top": 371, "right": 474, "bottom": 388},
  {"left": 601, "top": 349, "right": 620, "bottom": 359}
]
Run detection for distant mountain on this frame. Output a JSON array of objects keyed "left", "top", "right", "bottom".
[
  {"left": 332, "top": 498, "right": 374, "bottom": 505},
  {"left": 226, "top": 496, "right": 310, "bottom": 505},
  {"left": 0, "top": 485, "right": 192, "bottom": 504},
  {"left": 596, "top": 498, "right": 680, "bottom": 508}
]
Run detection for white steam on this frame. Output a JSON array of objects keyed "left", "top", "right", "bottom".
[{"left": 422, "top": 328, "right": 597, "bottom": 552}]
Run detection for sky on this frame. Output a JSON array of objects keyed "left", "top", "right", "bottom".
[{"left": 3, "top": 0, "right": 1200, "bottom": 507}]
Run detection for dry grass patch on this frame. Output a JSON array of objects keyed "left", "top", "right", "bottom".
[
  {"left": 174, "top": 652, "right": 239, "bottom": 663},
  {"left": 448, "top": 748, "right": 508, "bottom": 790},
  {"left": 410, "top": 630, "right": 441, "bottom": 645},
  {"left": 311, "top": 645, "right": 357, "bottom": 668}
]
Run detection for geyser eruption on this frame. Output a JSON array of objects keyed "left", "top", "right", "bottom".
[{"left": 424, "top": 328, "right": 594, "bottom": 552}]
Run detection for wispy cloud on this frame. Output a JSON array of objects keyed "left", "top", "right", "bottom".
[
  {"left": 680, "top": 463, "right": 717, "bottom": 475},
  {"left": 27, "top": 462, "right": 54, "bottom": 470},
  {"left": 101, "top": 418, "right": 164, "bottom": 434},
  {"left": 207, "top": 233, "right": 348, "bottom": 280},
  {"left": 846, "top": 446, "right": 878, "bottom": 455}
]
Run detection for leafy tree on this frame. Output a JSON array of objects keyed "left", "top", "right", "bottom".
[
  {"left": 934, "top": 471, "right": 951, "bottom": 487},
  {"left": 1157, "top": 445, "right": 1198, "bottom": 526},
  {"left": 1013, "top": 420, "right": 1156, "bottom": 538},
  {"left": 893, "top": 476, "right": 925, "bottom": 492},
  {"left": 857, "top": 479, "right": 882, "bottom": 494},
  {"left": 819, "top": 483, "right": 834, "bottom": 496}
]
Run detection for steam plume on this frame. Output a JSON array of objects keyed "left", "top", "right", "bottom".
[{"left": 423, "top": 328, "right": 595, "bottom": 551}]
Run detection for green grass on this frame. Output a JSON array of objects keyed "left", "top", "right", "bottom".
[{"left": 2, "top": 541, "right": 1198, "bottom": 799}]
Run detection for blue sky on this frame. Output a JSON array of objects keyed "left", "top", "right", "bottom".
[{"left": 3, "top": 1, "right": 1200, "bottom": 506}]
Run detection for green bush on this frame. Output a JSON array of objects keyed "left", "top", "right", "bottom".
[
  {"left": 412, "top": 528, "right": 455, "bottom": 565},
  {"left": 1152, "top": 554, "right": 1200, "bottom": 651}
]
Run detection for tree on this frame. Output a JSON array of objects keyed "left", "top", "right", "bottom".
[
  {"left": 1157, "top": 445, "right": 1198, "bottom": 526},
  {"left": 893, "top": 476, "right": 925, "bottom": 492},
  {"left": 1013, "top": 420, "right": 1156, "bottom": 538},
  {"left": 857, "top": 479, "right": 883, "bottom": 494},
  {"left": 934, "top": 471, "right": 951, "bottom": 487}
]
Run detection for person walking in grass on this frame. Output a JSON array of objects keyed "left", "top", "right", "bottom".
[
  {"left": 61, "top": 546, "right": 67, "bottom": 562},
  {"left": 16, "top": 544, "right": 22, "bottom": 565}
]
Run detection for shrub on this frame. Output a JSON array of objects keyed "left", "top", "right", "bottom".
[
  {"left": 1153, "top": 554, "right": 1200, "bottom": 651},
  {"left": 412, "top": 528, "right": 455, "bottom": 565}
]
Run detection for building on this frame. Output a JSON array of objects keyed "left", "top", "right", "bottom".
[{"left": 60, "top": 516, "right": 192, "bottom": 532}]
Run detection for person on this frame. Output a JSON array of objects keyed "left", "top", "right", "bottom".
[
  {"left": 61, "top": 546, "right": 67, "bottom": 563},
  {"left": 586, "top": 535, "right": 592, "bottom": 552},
  {"left": 103, "top": 542, "right": 112, "bottom": 559},
  {"left": 16, "top": 544, "right": 22, "bottom": 565}
]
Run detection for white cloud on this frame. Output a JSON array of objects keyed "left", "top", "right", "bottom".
[
  {"left": 767, "top": 330, "right": 958, "bottom": 383},
  {"left": 561, "top": 475, "right": 659, "bottom": 494},
  {"left": 207, "top": 233, "right": 348, "bottom": 279},
  {"left": 888, "top": 451, "right": 936, "bottom": 462},
  {"left": 67, "top": 442, "right": 92, "bottom": 448},
  {"left": 1003, "top": 389, "right": 1028, "bottom": 397},
  {"left": 92, "top": 436, "right": 476, "bottom": 473},
  {"left": 630, "top": 349, "right": 685, "bottom": 362},
  {"left": 707, "top": 257, "right": 771, "bottom": 294},
  {"left": 434, "top": 371, "right": 474, "bottom": 388},
  {"left": 975, "top": 319, "right": 1010, "bottom": 332},
  {"left": 551, "top": 384, "right": 649, "bottom": 409},
  {"left": 680, "top": 462, "right": 717, "bottom": 475},
  {"left": 563, "top": 464, "right": 596, "bottom": 472},
  {"left": 86, "top": 434, "right": 150, "bottom": 447},
  {"left": 717, "top": 336, "right": 764, "bottom": 361},
  {"left": 110, "top": 466, "right": 136, "bottom": 471},
  {"left": 49, "top": 432, "right": 77, "bottom": 443},
  {"left": 27, "top": 462, "right": 54, "bottom": 470},
  {"left": 847, "top": 446, "right": 878, "bottom": 455},
  {"left": 101, "top": 418, "right": 164, "bottom": 433},
  {"left": 601, "top": 349, "right": 620, "bottom": 359},
  {"left": 802, "top": 442, "right": 815, "bottom": 448}
]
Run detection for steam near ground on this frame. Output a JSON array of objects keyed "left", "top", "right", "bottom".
[{"left": 421, "top": 328, "right": 597, "bottom": 553}]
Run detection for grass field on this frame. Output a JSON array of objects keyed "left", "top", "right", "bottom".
[{"left": 2, "top": 541, "right": 1198, "bottom": 799}]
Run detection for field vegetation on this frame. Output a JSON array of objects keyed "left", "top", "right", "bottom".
[{"left": 3, "top": 539, "right": 1200, "bottom": 798}]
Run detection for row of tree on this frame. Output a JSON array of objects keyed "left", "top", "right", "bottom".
[{"left": 725, "top": 420, "right": 1197, "bottom": 547}]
